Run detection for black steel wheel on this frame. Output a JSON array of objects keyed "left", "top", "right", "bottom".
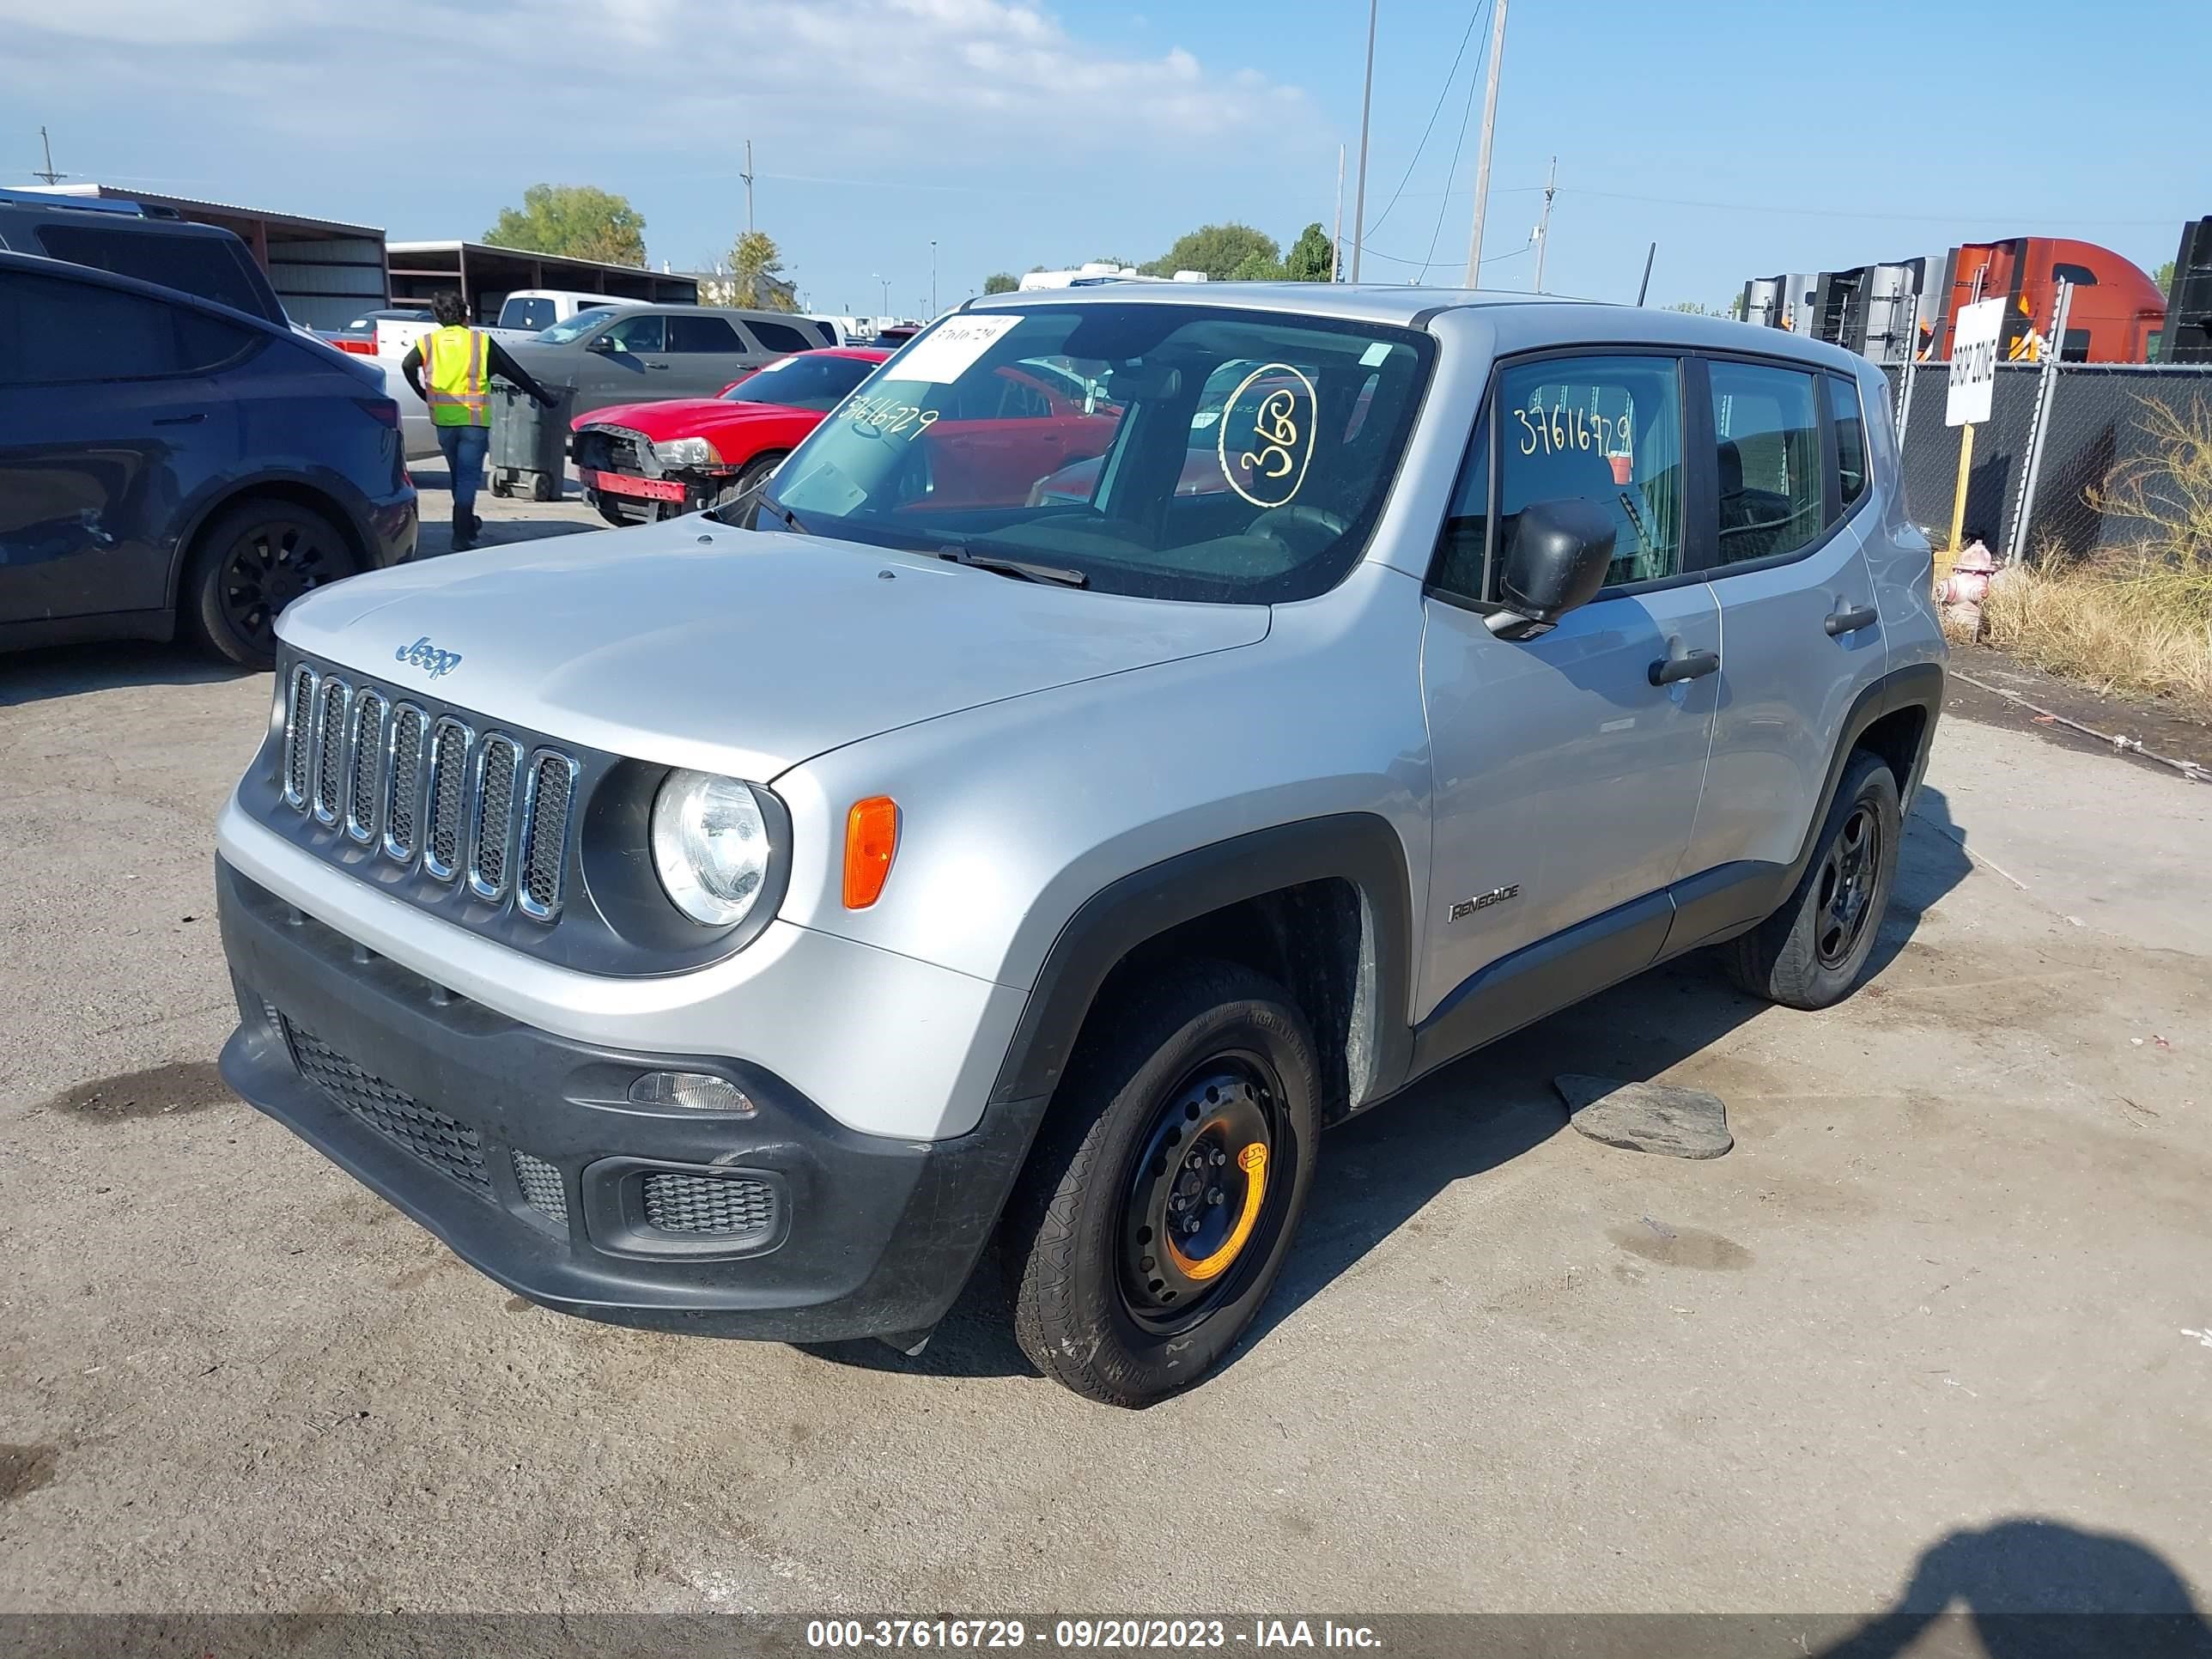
[
  {"left": 1723, "top": 750, "right": 1903, "bottom": 1010},
  {"left": 1813, "top": 801, "right": 1882, "bottom": 969},
  {"left": 1000, "top": 960, "right": 1320, "bottom": 1407},
  {"left": 182, "top": 500, "right": 357, "bottom": 669},
  {"left": 1116, "top": 1054, "right": 1291, "bottom": 1336}
]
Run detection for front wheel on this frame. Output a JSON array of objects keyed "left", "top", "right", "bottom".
[
  {"left": 181, "top": 499, "right": 357, "bottom": 669},
  {"left": 1000, "top": 961, "right": 1320, "bottom": 1407},
  {"left": 1723, "top": 750, "right": 1902, "bottom": 1009}
]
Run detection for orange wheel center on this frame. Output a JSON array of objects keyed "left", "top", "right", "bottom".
[{"left": 1164, "top": 1143, "right": 1267, "bottom": 1281}]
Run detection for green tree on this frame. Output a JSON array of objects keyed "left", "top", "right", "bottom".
[
  {"left": 1284, "top": 222, "right": 1334, "bottom": 283},
  {"left": 483, "top": 184, "right": 647, "bottom": 267},
  {"left": 1226, "top": 249, "right": 1286, "bottom": 282},
  {"left": 1142, "top": 222, "right": 1280, "bottom": 282},
  {"left": 982, "top": 272, "right": 1019, "bottom": 295},
  {"left": 723, "top": 229, "right": 797, "bottom": 310},
  {"left": 2154, "top": 259, "right": 2176, "bottom": 293}
]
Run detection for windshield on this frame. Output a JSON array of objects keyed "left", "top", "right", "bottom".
[
  {"left": 766, "top": 304, "right": 1432, "bottom": 603},
  {"left": 534, "top": 311, "right": 612, "bottom": 344},
  {"left": 726, "top": 353, "right": 877, "bottom": 411}
]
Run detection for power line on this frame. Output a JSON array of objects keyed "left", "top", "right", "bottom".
[
  {"left": 1416, "top": 13, "right": 1488, "bottom": 283},
  {"left": 1553, "top": 185, "right": 2176, "bottom": 228},
  {"left": 1364, "top": 0, "right": 1488, "bottom": 241}
]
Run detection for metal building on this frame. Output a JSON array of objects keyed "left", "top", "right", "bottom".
[{"left": 386, "top": 240, "right": 696, "bottom": 325}]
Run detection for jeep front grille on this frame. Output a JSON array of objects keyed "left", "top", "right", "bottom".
[
  {"left": 641, "top": 1171, "right": 779, "bottom": 1241},
  {"left": 344, "top": 690, "right": 386, "bottom": 844},
  {"left": 276, "top": 669, "right": 573, "bottom": 923},
  {"left": 383, "top": 704, "right": 426, "bottom": 861},
  {"left": 469, "top": 735, "right": 521, "bottom": 900}
]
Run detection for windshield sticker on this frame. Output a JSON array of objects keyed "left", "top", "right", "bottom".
[
  {"left": 841, "top": 392, "right": 940, "bottom": 440},
  {"left": 887, "top": 314, "right": 1021, "bottom": 387},
  {"left": 1218, "top": 362, "right": 1317, "bottom": 507},
  {"left": 1359, "top": 341, "right": 1393, "bottom": 368}
]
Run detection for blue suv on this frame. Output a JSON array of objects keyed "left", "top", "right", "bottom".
[{"left": 0, "top": 249, "right": 417, "bottom": 666}]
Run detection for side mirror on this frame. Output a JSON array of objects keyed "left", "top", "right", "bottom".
[
  {"left": 1486, "top": 498, "right": 1617, "bottom": 639},
  {"left": 586, "top": 335, "right": 618, "bottom": 354}
]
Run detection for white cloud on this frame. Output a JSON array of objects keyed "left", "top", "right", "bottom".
[{"left": 0, "top": 0, "right": 1309, "bottom": 158}]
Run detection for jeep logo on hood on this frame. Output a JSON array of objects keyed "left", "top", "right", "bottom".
[{"left": 395, "top": 636, "right": 463, "bottom": 679}]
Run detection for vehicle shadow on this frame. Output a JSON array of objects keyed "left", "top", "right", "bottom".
[
  {"left": 810, "top": 787, "right": 1975, "bottom": 1392},
  {"left": 1818, "top": 1516, "right": 2212, "bottom": 1657},
  {"left": 0, "top": 640, "right": 258, "bottom": 708}
]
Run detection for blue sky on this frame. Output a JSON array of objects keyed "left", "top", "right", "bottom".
[{"left": 3, "top": 0, "right": 2203, "bottom": 318}]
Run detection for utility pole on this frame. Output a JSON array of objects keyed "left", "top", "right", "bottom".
[
  {"left": 929, "top": 240, "right": 938, "bottom": 316},
  {"left": 1531, "top": 155, "right": 1556, "bottom": 293},
  {"left": 1462, "top": 0, "right": 1511, "bottom": 288},
  {"left": 873, "top": 272, "right": 890, "bottom": 317},
  {"left": 33, "top": 125, "right": 65, "bottom": 186},
  {"left": 1332, "top": 144, "right": 1346, "bottom": 282},
  {"left": 1348, "top": 0, "right": 1377, "bottom": 282},
  {"left": 741, "top": 139, "right": 755, "bottom": 234}
]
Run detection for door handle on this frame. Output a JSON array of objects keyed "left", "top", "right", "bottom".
[
  {"left": 153, "top": 411, "right": 207, "bottom": 426},
  {"left": 644, "top": 362, "right": 671, "bottom": 372},
  {"left": 1648, "top": 647, "right": 1720, "bottom": 688},
  {"left": 1825, "top": 603, "right": 1880, "bottom": 636}
]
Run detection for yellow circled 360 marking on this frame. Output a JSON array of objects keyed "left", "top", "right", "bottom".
[{"left": 1165, "top": 1143, "right": 1269, "bottom": 1281}]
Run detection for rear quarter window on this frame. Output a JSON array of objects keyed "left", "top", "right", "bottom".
[{"left": 33, "top": 223, "right": 276, "bottom": 323}]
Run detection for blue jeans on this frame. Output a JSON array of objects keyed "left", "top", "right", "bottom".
[{"left": 436, "top": 423, "right": 489, "bottom": 517}]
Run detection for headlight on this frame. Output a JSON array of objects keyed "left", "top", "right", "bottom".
[
  {"left": 652, "top": 435, "right": 721, "bottom": 468},
  {"left": 650, "top": 770, "right": 772, "bottom": 927}
]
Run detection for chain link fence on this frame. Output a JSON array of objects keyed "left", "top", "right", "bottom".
[{"left": 1883, "top": 358, "right": 2212, "bottom": 559}]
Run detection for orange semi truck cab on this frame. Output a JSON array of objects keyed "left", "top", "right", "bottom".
[{"left": 1930, "top": 238, "right": 2166, "bottom": 364}]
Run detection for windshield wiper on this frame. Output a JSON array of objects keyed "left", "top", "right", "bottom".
[
  {"left": 702, "top": 473, "right": 807, "bottom": 534},
  {"left": 936, "top": 546, "right": 1087, "bottom": 587}
]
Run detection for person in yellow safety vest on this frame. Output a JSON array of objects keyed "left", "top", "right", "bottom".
[{"left": 400, "top": 290, "right": 561, "bottom": 551}]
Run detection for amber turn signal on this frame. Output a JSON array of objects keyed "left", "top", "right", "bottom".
[{"left": 842, "top": 796, "right": 900, "bottom": 908}]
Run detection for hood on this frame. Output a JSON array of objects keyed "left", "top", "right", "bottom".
[
  {"left": 574, "top": 397, "right": 805, "bottom": 441},
  {"left": 277, "top": 523, "right": 1270, "bottom": 780}
]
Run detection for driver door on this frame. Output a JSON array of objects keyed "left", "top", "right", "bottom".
[{"left": 1416, "top": 350, "right": 1718, "bottom": 1030}]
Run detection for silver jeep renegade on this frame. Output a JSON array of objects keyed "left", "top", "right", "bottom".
[{"left": 215, "top": 286, "right": 1944, "bottom": 1406}]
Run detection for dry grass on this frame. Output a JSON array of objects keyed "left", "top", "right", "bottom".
[{"left": 1952, "top": 396, "right": 2212, "bottom": 721}]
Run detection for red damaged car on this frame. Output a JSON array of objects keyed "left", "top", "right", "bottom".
[{"left": 573, "top": 347, "right": 890, "bottom": 526}]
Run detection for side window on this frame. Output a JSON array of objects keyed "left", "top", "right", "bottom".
[
  {"left": 746, "top": 319, "right": 816, "bottom": 355},
  {"left": 34, "top": 224, "right": 271, "bottom": 321},
  {"left": 503, "top": 297, "right": 556, "bottom": 332},
  {"left": 1828, "top": 374, "right": 1867, "bottom": 508},
  {"left": 175, "top": 307, "right": 258, "bottom": 374},
  {"left": 0, "top": 270, "right": 186, "bottom": 384},
  {"left": 1430, "top": 412, "right": 1490, "bottom": 603},
  {"left": 1498, "top": 355, "right": 1683, "bottom": 586},
  {"left": 665, "top": 314, "right": 742, "bottom": 353},
  {"left": 1710, "top": 360, "right": 1825, "bottom": 565},
  {"left": 600, "top": 312, "right": 666, "bottom": 353}
]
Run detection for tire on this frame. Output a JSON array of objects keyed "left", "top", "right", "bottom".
[
  {"left": 489, "top": 476, "right": 513, "bottom": 499},
  {"left": 713, "top": 450, "right": 787, "bottom": 514},
  {"left": 180, "top": 499, "right": 358, "bottom": 669},
  {"left": 1000, "top": 960, "right": 1321, "bottom": 1407},
  {"left": 530, "top": 469, "right": 560, "bottom": 503},
  {"left": 593, "top": 495, "right": 639, "bottom": 528},
  {"left": 1723, "top": 750, "right": 1902, "bottom": 1010}
]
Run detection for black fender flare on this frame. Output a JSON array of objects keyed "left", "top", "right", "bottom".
[{"left": 986, "top": 812, "right": 1419, "bottom": 1110}]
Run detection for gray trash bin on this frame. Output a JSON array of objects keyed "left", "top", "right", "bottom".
[{"left": 488, "top": 381, "right": 570, "bottom": 503}]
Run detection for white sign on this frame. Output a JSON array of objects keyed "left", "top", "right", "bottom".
[
  {"left": 1947, "top": 297, "right": 2005, "bottom": 427},
  {"left": 880, "top": 314, "right": 1019, "bottom": 387}
]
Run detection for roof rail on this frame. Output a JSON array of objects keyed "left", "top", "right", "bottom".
[{"left": 0, "top": 185, "right": 178, "bottom": 219}]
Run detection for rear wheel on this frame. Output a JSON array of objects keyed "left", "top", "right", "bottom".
[
  {"left": 1723, "top": 750, "right": 1901, "bottom": 1009},
  {"left": 181, "top": 499, "right": 357, "bottom": 669},
  {"left": 1000, "top": 961, "right": 1319, "bottom": 1407}
]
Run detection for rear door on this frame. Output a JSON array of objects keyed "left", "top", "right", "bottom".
[
  {"left": 1679, "top": 356, "right": 1886, "bottom": 887},
  {"left": 1417, "top": 349, "right": 1720, "bottom": 1024},
  {"left": 0, "top": 265, "right": 239, "bottom": 623},
  {"left": 663, "top": 313, "right": 753, "bottom": 396}
]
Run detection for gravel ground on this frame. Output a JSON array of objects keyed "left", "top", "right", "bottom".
[{"left": 3, "top": 490, "right": 2208, "bottom": 1620}]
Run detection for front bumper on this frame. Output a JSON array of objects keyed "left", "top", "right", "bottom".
[{"left": 216, "top": 860, "right": 1042, "bottom": 1341}]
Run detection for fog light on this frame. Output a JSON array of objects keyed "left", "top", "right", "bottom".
[{"left": 629, "top": 1072, "right": 756, "bottom": 1115}]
